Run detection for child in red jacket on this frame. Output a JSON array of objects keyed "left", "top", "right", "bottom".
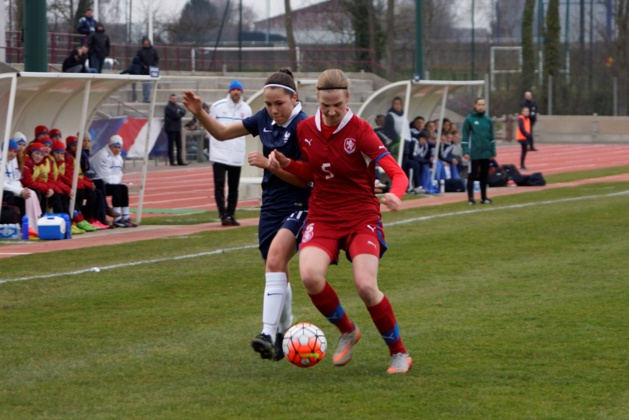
[
  {"left": 51, "top": 140, "right": 100, "bottom": 232},
  {"left": 21, "top": 143, "right": 65, "bottom": 215}
]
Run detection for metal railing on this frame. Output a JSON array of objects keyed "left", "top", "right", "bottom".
[{"left": 4, "top": 31, "right": 379, "bottom": 76}]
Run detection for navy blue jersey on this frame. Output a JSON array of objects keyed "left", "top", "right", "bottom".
[{"left": 242, "top": 103, "right": 310, "bottom": 214}]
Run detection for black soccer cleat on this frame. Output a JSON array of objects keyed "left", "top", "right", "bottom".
[
  {"left": 251, "top": 333, "right": 274, "bottom": 360},
  {"left": 272, "top": 332, "right": 285, "bottom": 362}
]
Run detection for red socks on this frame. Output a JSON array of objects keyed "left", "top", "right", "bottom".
[
  {"left": 308, "top": 282, "right": 355, "bottom": 333},
  {"left": 367, "top": 295, "right": 406, "bottom": 355}
]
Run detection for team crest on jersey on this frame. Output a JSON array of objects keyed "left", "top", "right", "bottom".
[
  {"left": 283, "top": 131, "right": 291, "bottom": 143},
  {"left": 344, "top": 138, "right": 357, "bottom": 154},
  {"left": 302, "top": 223, "right": 314, "bottom": 243}
]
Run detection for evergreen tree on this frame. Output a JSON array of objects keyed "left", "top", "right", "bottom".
[
  {"left": 543, "top": 0, "right": 561, "bottom": 112},
  {"left": 340, "top": 0, "right": 382, "bottom": 71},
  {"left": 520, "top": 0, "right": 536, "bottom": 94}
]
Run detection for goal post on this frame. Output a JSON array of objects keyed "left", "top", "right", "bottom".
[{"left": 490, "top": 46, "right": 522, "bottom": 91}]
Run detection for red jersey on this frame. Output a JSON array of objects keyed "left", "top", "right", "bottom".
[{"left": 290, "top": 109, "right": 407, "bottom": 224}]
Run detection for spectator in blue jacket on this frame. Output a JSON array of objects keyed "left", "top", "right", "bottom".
[{"left": 76, "top": 8, "right": 98, "bottom": 37}]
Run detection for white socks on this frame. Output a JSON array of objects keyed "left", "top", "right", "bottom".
[
  {"left": 261, "top": 272, "right": 288, "bottom": 341},
  {"left": 279, "top": 282, "right": 293, "bottom": 334}
]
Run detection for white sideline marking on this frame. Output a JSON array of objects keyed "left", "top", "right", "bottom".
[
  {"left": 387, "top": 190, "right": 629, "bottom": 227},
  {"left": 2, "top": 190, "right": 628, "bottom": 285},
  {"left": 0, "top": 245, "right": 257, "bottom": 285}
]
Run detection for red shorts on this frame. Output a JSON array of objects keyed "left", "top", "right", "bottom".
[{"left": 300, "top": 216, "right": 388, "bottom": 263}]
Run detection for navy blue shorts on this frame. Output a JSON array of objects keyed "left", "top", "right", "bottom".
[{"left": 258, "top": 209, "right": 308, "bottom": 260}]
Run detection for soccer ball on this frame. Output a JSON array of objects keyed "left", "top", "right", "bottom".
[{"left": 282, "top": 322, "right": 327, "bottom": 368}]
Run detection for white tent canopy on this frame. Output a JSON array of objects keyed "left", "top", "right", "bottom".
[
  {"left": 0, "top": 72, "right": 158, "bottom": 225},
  {"left": 357, "top": 79, "right": 488, "bottom": 185}
]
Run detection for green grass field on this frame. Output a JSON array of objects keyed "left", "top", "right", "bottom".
[{"left": 1, "top": 179, "right": 628, "bottom": 418}]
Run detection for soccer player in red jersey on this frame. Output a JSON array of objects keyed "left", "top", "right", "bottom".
[{"left": 269, "top": 69, "right": 412, "bottom": 374}]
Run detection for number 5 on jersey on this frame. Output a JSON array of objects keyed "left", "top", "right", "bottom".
[{"left": 321, "top": 163, "right": 334, "bottom": 179}]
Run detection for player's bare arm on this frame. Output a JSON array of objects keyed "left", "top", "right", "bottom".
[
  {"left": 253, "top": 151, "right": 309, "bottom": 189},
  {"left": 182, "top": 90, "right": 249, "bottom": 140}
]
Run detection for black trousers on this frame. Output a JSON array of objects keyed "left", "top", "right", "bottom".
[
  {"left": 519, "top": 140, "right": 529, "bottom": 167},
  {"left": 75, "top": 188, "right": 99, "bottom": 220},
  {"left": 213, "top": 162, "right": 241, "bottom": 218},
  {"left": 41, "top": 192, "right": 69, "bottom": 215},
  {"left": 105, "top": 184, "right": 129, "bottom": 207},
  {"left": 2, "top": 191, "right": 25, "bottom": 217},
  {"left": 529, "top": 124, "right": 536, "bottom": 149},
  {"left": 91, "top": 179, "right": 109, "bottom": 223},
  {"left": 167, "top": 130, "right": 184, "bottom": 164},
  {"left": 467, "top": 158, "right": 490, "bottom": 201}
]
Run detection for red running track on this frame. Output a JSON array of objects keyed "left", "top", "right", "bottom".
[
  {"left": 126, "top": 144, "right": 629, "bottom": 216},
  {"left": 492, "top": 143, "right": 629, "bottom": 175},
  {"left": 123, "top": 164, "right": 260, "bottom": 217},
  {"left": 1, "top": 144, "right": 627, "bottom": 259}
]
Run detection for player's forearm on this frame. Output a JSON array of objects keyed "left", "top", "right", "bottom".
[
  {"left": 269, "top": 167, "right": 310, "bottom": 189},
  {"left": 284, "top": 159, "right": 314, "bottom": 184},
  {"left": 379, "top": 154, "right": 408, "bottom": 199}
]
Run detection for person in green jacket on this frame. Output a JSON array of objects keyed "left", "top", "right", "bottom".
[{"left": 461, "top": 97, "right": 496, "bottom": 205}]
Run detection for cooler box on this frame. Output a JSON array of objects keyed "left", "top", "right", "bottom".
[{"left": 37, "top": 215, "right": 67, "bottom": 240}]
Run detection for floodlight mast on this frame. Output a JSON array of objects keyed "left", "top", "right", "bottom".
[{"left": 415, "top": 0, "right": 423, "bottom": 80}]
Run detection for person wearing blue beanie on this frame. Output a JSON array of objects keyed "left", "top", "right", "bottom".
[{"left": 228, "top": 80, "right": 244, "bottom": 92}]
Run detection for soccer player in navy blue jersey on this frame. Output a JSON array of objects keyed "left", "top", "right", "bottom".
[{"left": 183, "top": 68, "right": 310, "bottom": 361}]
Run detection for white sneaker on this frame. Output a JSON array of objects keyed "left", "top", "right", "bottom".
[
  {"left": 387, "top": 352, "right": 412, "bottom": 374},
  {"left": 412, "top": 186, "right": 425, "bottom": 194},
  {"left": 375, "top": 180, "right": 387, "bottom": 189},
  {"left": 332, "top": 325, "right": 361, "bottom": 366}
]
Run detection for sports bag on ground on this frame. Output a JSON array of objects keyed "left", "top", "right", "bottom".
[{"left": 444, "top": 178, "right": 465, "bottom": 192}]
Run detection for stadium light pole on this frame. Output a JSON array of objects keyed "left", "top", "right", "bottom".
[
  {"left": 537, "top": 0, "right": 544, "bottom": 50},
  {"left": 472, "top": 0, "right": 476, "bottom": 80},
  {"left": 148, "top": 0, "right": 153, "bottom": 43},
  {"left": 415, "top": 0, "right": 423, "bottom": 80},
  {"left": 588, "top": 0, "right": 593, "bottom": 94},
  {"left": 0, "top": 0, "right": 5, "bottom": 63},
  {"left": 579, "top": 0, "right": 584, "bottom": 55},
  {"left": 565, "top": 0, "right": 570, "bottom": 82},
  {"left": 24, "top": 0, "right": 47, "bottom": 72},
  {"left": 238, "top": 0, "right": 243, "bottom": 72},
  {"left": 127, "top": 0, "right": 132, "bottom": 44},
  {"left": 266, "top": 0, "right": 270, "bottom": 44}
]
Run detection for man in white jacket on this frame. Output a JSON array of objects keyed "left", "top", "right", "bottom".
[
  {"left": 91, "top": 135, "right": 137, "bottom": 227},
  {"left": 209, "top": 80, "right": 252, "bottom": 226}
]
